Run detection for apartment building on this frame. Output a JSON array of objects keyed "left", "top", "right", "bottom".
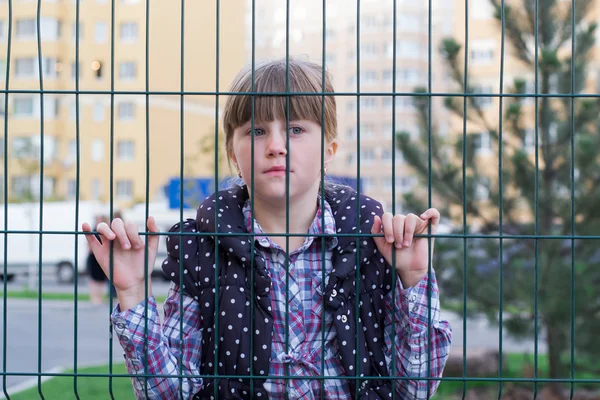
[{"left": 0, "top": 0, "right": 245, "bottom": 207}]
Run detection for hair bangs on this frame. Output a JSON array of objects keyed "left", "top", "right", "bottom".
[{"left": 229, "top": 62, "right": 325, "bottom": 128}]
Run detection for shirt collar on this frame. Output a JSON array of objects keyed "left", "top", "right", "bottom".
[{"left": 242, "top": 197, "right": 338, "bottom": 250}]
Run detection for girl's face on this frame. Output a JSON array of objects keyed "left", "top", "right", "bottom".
[{"left": 231, "top": 118, "right": 337, "bottom": 204}]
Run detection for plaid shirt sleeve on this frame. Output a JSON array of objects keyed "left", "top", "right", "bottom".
[
  {"left": 111, "top": 282, "right": 203, "bottom": 400},
  {"left": 383, "top": 270, "right": 452, "bottom": 400}
]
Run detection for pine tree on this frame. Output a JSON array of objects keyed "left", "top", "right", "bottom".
[{"left": 396, "top": 0, "right": 600, "bottom": 393}]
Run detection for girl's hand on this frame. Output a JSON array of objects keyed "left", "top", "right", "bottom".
[
  {"left": 371, "top": 208, "right": 440, "bottom": 288},
  {"left": 82, "top": 217, "right": 159, "bottom": 308}
]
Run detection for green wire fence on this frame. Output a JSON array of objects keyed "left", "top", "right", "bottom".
[{"left": 0, "top": 0, "right": 599, "bottom": 399}]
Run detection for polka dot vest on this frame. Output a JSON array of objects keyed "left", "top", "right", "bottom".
[{"left": 162, "top": 184, "right": 396, "bottom": 399}]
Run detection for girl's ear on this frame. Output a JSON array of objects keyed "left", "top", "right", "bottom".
[{"left": 324, "top": 139, "right": 338, "bottom": 167}]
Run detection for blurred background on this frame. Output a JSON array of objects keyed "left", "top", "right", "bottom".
[{"left": 0, "top": 0, "right": 599, "bottom": 398}]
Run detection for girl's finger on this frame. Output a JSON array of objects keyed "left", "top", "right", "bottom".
[
  {"left": 403, "top": 214, "right": 418, "bottom": 247},
  {"left": 371, "top": 215, "right": 386, "bottom": 250},
  {"left": 420, "top": 208, "right": 440, "bottom": 233},
  {"left": 110, "top": 218, "right": 131, "bottom": 250},
  {"left": 82, "top": 222, "right": 104, "bottom": 255},
  {"left": 392, "top": 214, "right": 406, "bottom": 249},
  {"left": 95, "top": 221, "right": 116, "bottom": 240},
  {"left": 124, "top": 221, "right": 143, "bottom": 249},
  {"left": 146, "top": 216, "right": 160, "bottom": 252},
  {"left": 381, "top": 212, "right": 394, "bottom": 243}
]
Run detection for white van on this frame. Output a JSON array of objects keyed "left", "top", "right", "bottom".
[{"left": 0, "top": 200, "right": 111, "bottom": 283}]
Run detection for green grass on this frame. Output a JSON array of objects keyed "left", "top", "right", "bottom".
[
  {"left": 4, "top": 354, "right": 599, "bottom": 399},
  {"left": 7, "top": 363, "right": 136, "bottom": 400},
  {"left": 0, "top": 291, "right": 167, "bottom": 304},
  {"left": 434, "top": 353, "right": 600, "bottom": 399}
]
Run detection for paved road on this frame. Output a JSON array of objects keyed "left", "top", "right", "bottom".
[{"left": 0, "top": 273, "right": 547, "bottom": 396}]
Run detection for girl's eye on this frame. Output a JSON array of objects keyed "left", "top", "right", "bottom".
[
  {"left": 289, "top": 126, "right": 304, "bottom": 135},
  {"left": 249, "top": 128, "right": 265, "bottom": 136}
]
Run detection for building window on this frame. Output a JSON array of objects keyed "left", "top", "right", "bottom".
[
  {"left": 359, "top": 148, "right": 376, "bottom": 165},
  {"left": 116, "top": 179, "right": 133, "bottom": 200},
  {"left": 397, "top": 14, "right": 421, "bottom": 32},
  {"left": 117, "top": 101, "right": 135, "bottom": 120},
  {"left": 91, "top": 138, "right": 104, "bottom": 161},
  {"left": 0, "top": 20, "right": 5, "bottom": 40},
  {"left": 397, "top": 41, "right": 421, "bottom": 59},
  {"left": 44, "top": 96, "right": 59, "bottom": 119},
  {"left": 359, "top": 123, "right": 375, "bottom": 138},
  {"left": 15, "top": 58, "right": 35, "bottom": 78},
  {"left": 119, "top": 62, "right": 136, "bottom": 80},
  {"left": 360, "top": 97, "right": 377, "bottom": 109},
  {"left": 120, "top": 22, "right": 137, "bottom": 42},
  {"left": 40, "top": 17, "right": 61, "bottom": 41},
  {"left": 91, "top": 179, "right": 102, "bottom": 198},
  {"left": 472, "top": 85, "right": 493, "bottom": 108},
  {"left": 360, "top": 43, "right": 377, "bottom": 59},
  {"left": 66, "top": 139, "right": 77, "bottom": 166},
  {"left": 16, "top": 19, "right": 36, "bottom": 39},
  {"left": 361, "top": 70, "right": 377, "bottom": 85},
  {"left": 472, "top": 132, "right": 492, "bottom": 153},
  {"left": 0, "top": 59, "right": 6, "bottom": 81},
  {"left": 95, "top": 22, "right": 107, "bottom": 43},
  {"left": 117, "top": 140, "right": 134, "bottom": 161},
  {"left": 42, "top": 57, "right": 60, "bottom": 79},
  {"left": 397, "top": 68, "right": 420, "bottom": 84},
  {"left": 470, "top": 39, "right": 496, "bottom": 65},
  {"left": 397, "top": 176, "right": 417, "bottom": 192},
  {"left": 67, "top": 179, "right": 78, "bottom": 199},
  {"left": 13, "top": 96, "right": 35, "bottom": 117},
  {"left": 93, "top": 101, "right": 104, "bottom": 121}
]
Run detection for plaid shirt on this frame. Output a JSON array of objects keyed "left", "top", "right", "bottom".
[{"left": 112, "top": 199, "right": 452, "bottom": 399}]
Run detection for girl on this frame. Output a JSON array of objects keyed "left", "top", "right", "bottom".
[{"left": 83, "top": 59, "right": 452, "bottom": 400}]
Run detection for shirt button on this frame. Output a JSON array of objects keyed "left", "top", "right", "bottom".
[
  {"left": 341, "top": 315, "right": 348, "bottom": 323},
  {"left": 331, "top": 289, "right": 337, "bottom": 297}
]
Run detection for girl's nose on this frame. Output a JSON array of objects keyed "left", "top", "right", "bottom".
[{"left": 266, "top": 131, "right": 288, "bottom": 157}]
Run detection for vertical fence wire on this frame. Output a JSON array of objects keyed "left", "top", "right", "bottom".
[
  {"left": 390, "top": 0, "right": 399, "bottom": 397},
  {"left": 533, "top": 0, "right": 540, "bottom": 397},
  {"left": 569, "top": 0, "right": 576, "bottom": 398},
  {"left": 177, "top": 1, "right": 186, "bottom": 399},
  {"left": 72, "top": 0, "right": 82, "bottom": 398},
  {"left": 319, "top": 0, "right": 327, "bottom": 397},
  {"left": 426, "top": 0, "right": 434, "bottom": 396},
  {"left": 461, "top": 0, "right": 470, "bottom": 398},
  {"left": 496, "top": 0, "right": 506, "bottom": 397},
  {"left": 249, "top": 0, "right": 257, "bottom": 396},
  {"left": 284, "top": 0, "right": 291, "bottom": 396},
  {"left": 213, "top": 0, "right": 221, "bottom": 397},
  {"left": 142, "top": 0, "right": 152, "bottom": 398},
  {"left": 1, "top": 1, "right": 10, "bottom": 398},
  {"left": 354, "top": 0, "right": 362, "bottom": 395},
  {"left": 34, "top": 0, "right": 45, "bottom": 396},
  {"left": 107, "top": 0, "right": 117, "bottom": 397}
]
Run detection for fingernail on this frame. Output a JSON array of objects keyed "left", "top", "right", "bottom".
[
  {"left": 124, "top": 243, "right": 130, "bottom": 250},
  {"left": 387, "top": 236, "right": 394, "bottom": 242},
  {"left": 403, "top": 240, "right": 410, "bottom": 247},
  {"left": 395, "top": 243, "right": 403, "bottom": 249}
]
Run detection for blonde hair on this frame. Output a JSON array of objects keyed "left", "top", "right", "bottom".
[{"left": 222, "top": 58, "right": 337, "bottom": 160}]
